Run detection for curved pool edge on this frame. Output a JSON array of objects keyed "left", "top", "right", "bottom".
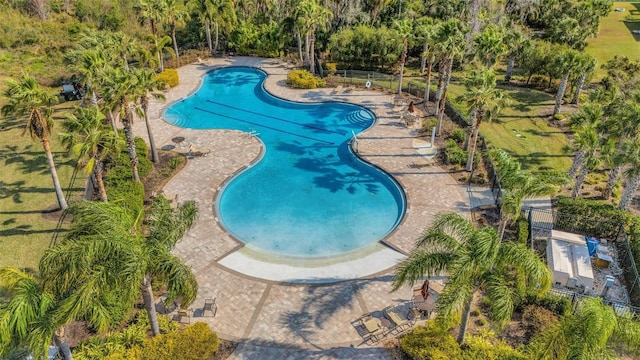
[{"left": 217, "top": 244, "right": 406, "bottom": 284}]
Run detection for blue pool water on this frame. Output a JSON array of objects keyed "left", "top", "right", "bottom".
[{"left": 164, "top": 67, "right": 405, "bottom": 257}]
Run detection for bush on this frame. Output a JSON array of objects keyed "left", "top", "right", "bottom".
[
  {"left": 553, "top": 113, "right": 565, "bottom": 121},
  {"left": 523, "top": 293, "right": 571, "bottom": 317},
  {"left": 443, "top": 139, "right": 467, "bottom": 167},
  {"left": 555, "top": 196, "right": 627, "bottom": 239},
  {"left": 133, "top": 322, "right": 219, "bottom": 360},
  {"left": 324, "top": 62, "right": 337, "bottom": 75},
  {"left": 463, "top": 334, "right": 527, "bottom": 360},
  {"left": 287, "top": 69, "right": 326, "bottom": 89},
  {"left": 449, "top": 129, "right": 466, "bottom": 145},
  {"left": 156, "top": 69, "right": 179, "bottom": 88},
  {"left": 521, "top": 305, "right": 559, "bottom": 339},
  {"left": 401, "top": 321, "right": 463, "bottom": 360},
  {"left": 515, "top": 217, "right": 529, "bottom": 244}
]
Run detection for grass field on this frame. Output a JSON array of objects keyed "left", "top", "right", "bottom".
[
  {"left": 587, "top": 2, "right": 640, "bottom": 80},
  {"left": 0, "top": 100, "right": 86, "bottom": 271}
]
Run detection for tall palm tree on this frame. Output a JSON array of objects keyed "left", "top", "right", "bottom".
[
  {"left": 59, "top": 106, "right": 123, "bottom": 202},
  {"left": 136, "top": 0, "right": 167, "bottom": 71},
  {"left": 489, "top": 149, "right": 561, "bottom": 240},
  {"left": 472, "top": 24, "right": 507, "bottom": 69},
  {"left": 102, "top": 68, "right": 142, "bottom": 182},
  {"left": 392, "top": 212, "right": 551, "bottom": 344},
  {"left": 618, "top": 139, "right": 640, "bottom": 210},
  {"left": 503, "top": 27, "right": 529, "bottom": 82},
  {"left": 570, "top": 124, "right": 601, "bottom": 199},
  {"left": 1, "top": 73, "right": 68, "bottom": 210},
  {"left": 163, "top": 0, "right": 189, "bottom": 66},
  {"left": 394, "top": 18, "right": 413, "bottom": 94},
  {"left": 528, "top": 297, "right": 640, "bottom": 359},
  {"left": 457, "top": 68, "right": 509, "bottom": 172},
  {"left": 186, "top": 0, "right": 236, "bottom": 56},
  {"left": 433, "top": 19, "right": 467, "bottom": 135},
  {"left": 567, "top": 102, "right": 605, "bottom": 179},
  {"left": 297, "top": 0, "right": 333, "bottom": 74},
  {"left": 134, "top": 69, "right": 167, "bottom": 163},
  {"left": 570, "top": 53, "right": 597, "bottom": 105},
  {"left": 552, "top": 48, "right": 581, "bottom": 116},
  {"left": 40, "top": 199, "right": 199, "bottom": 337},
  {"left": 415, "top": 17, "right": 440, "bottom": 110}
]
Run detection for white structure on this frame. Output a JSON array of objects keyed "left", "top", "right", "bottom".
[{"left": 547, "top": 230, "right": 594, "bottom": 294}]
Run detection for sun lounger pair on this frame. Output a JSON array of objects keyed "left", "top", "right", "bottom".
[{"left": 354, "top": 313, "right": 387, "bottom": 344}]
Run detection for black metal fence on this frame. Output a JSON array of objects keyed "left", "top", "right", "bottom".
[{"left": 549, "top": 288, "right": 640, "bottom": 318}]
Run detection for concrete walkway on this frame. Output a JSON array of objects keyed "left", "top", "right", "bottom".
[{"left": 134, "top": 57, "right": 472, "bottom": 359}]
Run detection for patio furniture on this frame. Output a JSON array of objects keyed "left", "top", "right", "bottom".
[
  {"left": 203, "top": 298, "right": 218, "bottom": 317},
  {"left": 176, "top": 309, "right": 192, "bottom": 325},
  {"left": 383, "top": 305, "right": 413, "bottom": 335},
  {"left": 354, "top": 313, "right": 387, "bottom": 344},
  {"left": 188, "top": 144, "right": 211, "bottom": 157}
]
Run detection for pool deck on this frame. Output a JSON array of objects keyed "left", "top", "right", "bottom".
[{"left": 135, "top": 56, "right": 474, "bottom": 359}]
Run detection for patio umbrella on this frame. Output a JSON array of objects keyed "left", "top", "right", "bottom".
[{"left": 420, "top": 279, "right": 429, "bottom": 300}]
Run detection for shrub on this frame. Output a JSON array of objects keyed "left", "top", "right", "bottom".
[
  {"left": 443, "top": 139, "right": 467, "bottom": 167},
  {"left": 523, "top": 293, "right": 571, "bottom": 317},
  {"left": 133, "top": 322, "right": 219, "bottom": 360},
  {"left": 555, "top": 196, "right": 627, "bottom": 239},
  {"left": 324, "top": 62, "right": 337, "bottom": 75},
  {"left": 463, "top": 334, "right": 527, "bottom": 360},
  {"left": 521, "top": 305, "right": 559, "bottom": 339},
  {"left": 450, "top": 129, "right": 466, "bottom": 144},
  {"left": 553, "top": 113, "right": 565, "bottom": 120},
  {"left": 401, "top": 321, "right": 463, "bottom": 360},
  {"left": 422, "top": 117, "right": 438, "bottom": 132},
  {"left": 287, "top": 69, "right": 326, "bottom": 89},
  {"left": 156, "top": 69, "right": 179, "bottom": 88},
  {"left": 515, "top": 217, "right": 529, "bottom": 244}
]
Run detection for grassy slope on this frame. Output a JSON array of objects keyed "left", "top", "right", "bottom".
[
  {"left": 587, "top": 2, "right": 640, "bottom": 80},
  {"left": 445, "top": 80, "right": 572, "bottom": 173},
  {"left": 0, "top": 95, "right": 85, "bottom": 271}
]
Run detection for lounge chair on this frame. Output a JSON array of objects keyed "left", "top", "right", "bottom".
[
  {"left": 203, "top": 298, "right": 217, "bottom": 317},
  {"left": 383, "top": 305, "right": 413, "bottom": 335},
  {"left": 354, "top": 313, "right": 387, "bottom": 344},
  {"left": 188, "top": 144, "right": 211, "bottom": 157}
]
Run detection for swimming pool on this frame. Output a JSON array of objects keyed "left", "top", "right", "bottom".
[{"left": 164, "top": 67, "right": 406, "bottom": 258}]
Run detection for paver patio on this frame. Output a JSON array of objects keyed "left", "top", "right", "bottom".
[{"left": 133, "top": 56, "right": 473, "bottom": 359}]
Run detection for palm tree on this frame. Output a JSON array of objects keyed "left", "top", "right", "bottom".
[
  {"left": 392, "top": 212, "right": 551, "bottom": 344},
  {"left": 528, "top": 297, "right": 640, "bottom": 359},
  {"left": 567, "top": 102, "right": 605, "bottom": 179},
  {"left": 394, "top": 19, "right": 413, "bottom": 94},
  {"left": 414, "top": 17, "right": 440, "bottom": 110},
  {"left": 163, "top": 0, "right": 189, "bottom": 66},
  {"left": 433, "top": 19, "right": 467, "bottom": 135},
  {"left": 102, "top": 68, "right": 142, "bottom": 182},
  {"left": 1, "top": 73, "right": 68, "bottom": 210},
  {"left": 136, "top": 0, "right": 167, "bottom": 71},
  {"left": 457, "top": 68, "right": 509, "bottom": 172},
  {"left": 503, "top": 27, "right": 529, "bottom": 82},
  {"left": 134, "top": 69, "right": 167, "bottom": 163},
  {"left": 570, "top": 124, "right": 601, "bottom": 199},
  {"left": 570, "top": 53, "right": 597, "bottom": 105},
  {"left": 187, "top": 0, "right": 236, "bottom": 56},
  {"left": 297, "top": 0, "right": 333, "bottom": 74},
  {"left": 472, "top": 24, "right": 507, "bottom": 69},
  {"left": 489, "top": 149, "right": 561, "bottom": 240},
  {"left": 40, "top": 199, "right": 199, "bottom": 336},
  {"left": 552, "top": 48, "right": 582, "bottom": 116},
  {"left": 59, "top": 106, "right": 123, "bottom": 202},
  {"left": 0, "top": 265, "right": 117, "bottom": 360},
  {"left": 618, "top": 139, "right": 640, "bottom": 210}
]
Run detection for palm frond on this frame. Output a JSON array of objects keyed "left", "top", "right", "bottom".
[{"left": 391, "top": 250, "right": 454, "bottom": 291}]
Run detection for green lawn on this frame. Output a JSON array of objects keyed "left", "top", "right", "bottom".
[
  {"left": 445, "top": 82, "right": 573, "bottom": 173},
  {"left": 587, "top": 2, "right": 640, "bottom": 80},
  {"left": 0, "top": 101, "right": 85, "bottom": 271}
]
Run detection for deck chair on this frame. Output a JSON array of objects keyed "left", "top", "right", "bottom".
[
  {"left": 355, "top": 313, "right": 387, "bottom": 344},
  {"left": 203, "top": 298, "right": 218, "bottom": 317},
  {"left": 188, "top": 144, "right": 211, "bottom": 157},
  {"left": 383, "top": 305, "right": 413, "bottom": 335},
  {"left": 176, "top": 309, "right": 192, "bottom": 325}
]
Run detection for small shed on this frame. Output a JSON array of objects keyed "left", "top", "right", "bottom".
[{"left": 547, "top": 230, "right": 594, "bottom": 293}]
